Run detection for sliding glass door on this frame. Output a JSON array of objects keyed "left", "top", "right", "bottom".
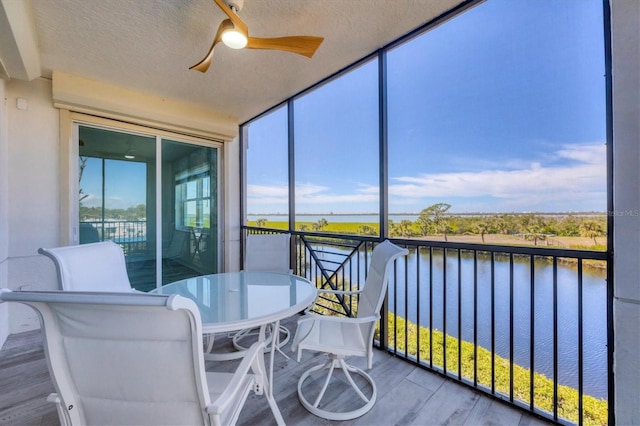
[
  {"left": 161, "top": 139, "right": 218, "bottom": 285},
  {"left": 78, "top": 124, "right": 220, "bottom": 290}
]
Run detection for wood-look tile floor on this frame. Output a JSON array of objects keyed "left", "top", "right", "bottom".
[{"left": 0, "top": 316, "right": 552, "bottom": 426}]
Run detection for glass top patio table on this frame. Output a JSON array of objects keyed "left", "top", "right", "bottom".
[{"left": 151, "top": 271, "right": 317, "bottom": 335}]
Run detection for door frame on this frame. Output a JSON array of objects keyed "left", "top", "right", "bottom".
[{"left": 61, "top": 112, "right": 224, "bottom": 289}]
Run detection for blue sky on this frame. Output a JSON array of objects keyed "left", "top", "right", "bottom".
[
  {"left": 246, "top": 0, "right": 606, "bottom": 214},
  {"left": 80, "top": 158, "right": 147, "bottom": 209}
]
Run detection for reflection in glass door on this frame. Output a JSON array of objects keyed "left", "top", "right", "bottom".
[
  {"left": 78, "top": 125, "right": 219, "bottom": 290},
  {"left": 79, "top": 126, "right": 156, "bottom": 291},
  {"left": 161, "top": 139, "right": 218, "bottom": 285}
]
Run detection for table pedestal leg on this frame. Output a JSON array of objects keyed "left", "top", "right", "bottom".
[{"left": 259, "top": 322, "right": 285, "bottom": 425}]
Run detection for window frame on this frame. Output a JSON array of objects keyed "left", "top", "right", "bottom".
[{"left": 61, "top": 112, "right": 224, "bottom": 288}]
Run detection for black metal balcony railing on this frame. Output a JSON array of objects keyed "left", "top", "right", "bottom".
[
  {"left": 80, "top": 220, "right": 147, "bottom": 255},
  {"left": 81, "top": 220, "right": 209, "bottom": 264},
  {"left": 243, "top": 226, "right": 610, "bottom": 426}
]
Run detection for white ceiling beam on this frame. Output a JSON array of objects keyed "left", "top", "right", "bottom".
[
  {"left": 52, "top": 71, "right": 239, "bottom": 141},
  {"left": 0, "top": 0, "right": 41, "bottom": 81}
]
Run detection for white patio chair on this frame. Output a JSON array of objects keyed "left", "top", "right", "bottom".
[
  {"left": 291, "top": 240, "right": 409, "bottom": 420},
  {"left": 38, "top": 241, "right": 134, "bottom": 292},
  {"left": 231, "top": 233, "right": 292, "bottom": 354},
  {"left": 244, "top": 233, "right": 292, "bottom": 273},
  {"left": 163, "top": 229, "right": 189, "bottom": 273},
  {"left": 0, "top": 289, "right": 284, "bottom": 426}
]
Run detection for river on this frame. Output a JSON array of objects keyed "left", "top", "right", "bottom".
[{"left": 313, "top": 245, "right": 608, "bottom": 400}]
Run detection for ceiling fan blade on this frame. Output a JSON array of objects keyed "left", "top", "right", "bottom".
[
  {"left": 212, "top": 0, "right": 248, "bottom": 34},
  {"left": 189, "top": 20, "right": 232, "bottom": 73},
  {"left": 246, "top": 36, "right": 324, "bottom": 58}
]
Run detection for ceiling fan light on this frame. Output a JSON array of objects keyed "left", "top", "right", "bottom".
[{"left": 221, "top": 29, "right": 248, "bottom": 49}]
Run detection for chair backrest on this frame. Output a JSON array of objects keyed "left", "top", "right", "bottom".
[
  {"left": 0, "top": 290, "right": 211, "bottom": 425},
  {"left": 244, "top": 233, "right": 291, "bottom": 273},
  {"left": 164, "top": 229, "right": 188, "bottom": 260},
  {"left": 357, "top": 240, "right": 409, "bottom": 319},
  {"left": 38, "top": 241, "right": 133, "bottom": 292}
]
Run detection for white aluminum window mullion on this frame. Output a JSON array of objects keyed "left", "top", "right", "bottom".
[{"left": 155, "top": 136, "right": 162, "bottom": 290}]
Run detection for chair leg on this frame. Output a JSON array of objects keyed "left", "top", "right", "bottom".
[
  {"left": 313, "top": 358, "right": 338, "bottom": 407},
  {"left": 265, "top": 390, "right": 286, "bottom": 426},
  {"left": 338, "top": 358, "right": 370, "bottom": 403},
  {"left": 202, "top": 334, "right": 251, "bottom": 361},
  {"left": 252, "top": 335, "right": 286, "bottom": 426},
  {"left": 297, "top": 354, "right": 377, "bottom": 421},
  {"left": 203, "top": 334, "right": 215, "bottom": 353},
  {"left": 232, "top": 324, "right": 290, "bottom": 353}
]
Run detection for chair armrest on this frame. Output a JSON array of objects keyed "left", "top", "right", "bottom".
[
  {"left": 304, "top": 288, "right": 363, "bottom": 314},
  {"left": 206, "top": 341, "right": 266, "bottom": 415},
  {"left": 316, "top": 288, "right": 363, "bottom": 296},
  {"left": 297, "top": 312, "right": 380, "bottom": 325},
  {"left": 292, "top": 313, "right": 382, "bottom": 355},
  {"left": 47, "top": 393, "right": 72, "bottom": 426},
  {"left": 0, "top": 288, "right": 12, "bottom": 302}
]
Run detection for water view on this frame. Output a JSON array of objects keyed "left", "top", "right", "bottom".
[
  {"left": 310, "top": 242, "right": 608, "bottom": 400},
  {"left": 397, "top": 250, "right": 607, "bottom": 399}
]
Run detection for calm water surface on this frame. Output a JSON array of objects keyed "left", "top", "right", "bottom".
[
  {"left": 251, "top": 215, "right": 609, "bottom": 399},
  {"left": 312, "top": 247, "right": 608, "bottom": 400}
]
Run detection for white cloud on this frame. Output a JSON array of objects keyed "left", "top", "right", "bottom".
[
  {"left": 247, "top": 143, "right": 606, "bottom": 212},
  {"left": 386, "top": 162, "right": 603, "bottom": 199},
  {"left": 247, "top": 184, "right": 289, "bottom": 198},
  {"left": 296, "top": 183, "right": 330, "bottom": 197},
  {"left": 297, "top": 193, "right": 378, "bottom": 204},
  {"left": 80, "top": 193, "right": 101, "bottom": 205},
  {"left": 379, "top": 143, "right": 605, "bottom": 205},
  {"left": 555, "top": 143, "right": 605, "bottom": 164},
  {"left": 248, "top": 182, "right": 378, "bottom": 206},
  {"left": 80, "top": 194, "right": 135, "bottom": 209}
]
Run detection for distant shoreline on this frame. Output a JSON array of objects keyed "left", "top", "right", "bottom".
[{"left": 248, "top": 211, "right": 606, "bottom": 216}]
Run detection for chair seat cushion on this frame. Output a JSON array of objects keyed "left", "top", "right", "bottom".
[{"left": 296, "top": 318, "right": 368, "bottom": 357}]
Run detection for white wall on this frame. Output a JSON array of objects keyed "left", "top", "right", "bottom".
[
  {"left": 5, "top": 78, "right": 60, "bottom": 333},
  {"left": 0, "top": 78, "right": 9, "bottom": 348},
  {"left": 0, "top": 76, "right": 242, "bottom": 339},
  {"left": 612, "top": 1, "right": 640, "bottom": 424},
  {"left": 7, "top": 79, "right": 60, "bottom": 255}
]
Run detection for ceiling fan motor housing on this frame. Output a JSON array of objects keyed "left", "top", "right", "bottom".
[
  {"left": 225, "top": 0, "right": 244, "bottom": 12},
  {"left": 189, "top": 0, "right": 323, "bottom": 72}
]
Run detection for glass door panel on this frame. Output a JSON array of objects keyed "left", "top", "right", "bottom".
[
  {"left": 78, "top": 125, "right": 157, "bottom": 291},
  {"left": 161, "top": 139, "right": 218, "bottom": 285}
]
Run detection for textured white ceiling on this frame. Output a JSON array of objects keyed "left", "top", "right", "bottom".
[{"left": 28, "top": 0, "right": 470, "bottom": 123}]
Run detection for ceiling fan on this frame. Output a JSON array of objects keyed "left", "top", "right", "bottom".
[{"left": 190, "top": 0, "right": 324, "bottom": 73}]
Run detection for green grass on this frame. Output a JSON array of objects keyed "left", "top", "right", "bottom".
[
  {"left": 248, "top": 221, "right": 606, "bottom": 249},
  {"left": 388, "top": 315, "right": 608, "bottom": 425},
  {"left": 312, "top": 294, "right": 608, "bottom": 425},
  {"left": 248, "top": 221, "right": 374, "bottom": 233},
  {"left": 249, "top": 221, "right": 289, "bottom": 230},
  {"left": 570, "top": 244, "right": 607, "bottom": 251}
]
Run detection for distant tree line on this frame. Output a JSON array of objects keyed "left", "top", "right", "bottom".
[
  {"left": 388, "top": 203, "right": 606, "bottom": 244},
  {"left": 251, "top": 203, "right": 607, "bottom": 245},
  {"left": 80, "top": 204, "right": 146, "bottom": 221}
]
